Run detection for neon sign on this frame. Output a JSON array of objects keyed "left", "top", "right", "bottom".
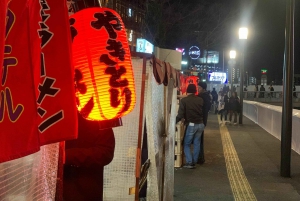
[{"left": 189, "top": 46, "right": 200, "bottom": 60}]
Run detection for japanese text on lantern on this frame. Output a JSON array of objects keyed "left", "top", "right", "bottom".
[
  {"left": 92, "top": 11, "right": 132, "bottom": 114},
  {"left": 70, "top": 8, "right": 135, "bottom": 121},
  {"left": 37, "top": 0, "right": 63, "bottom": 133},
  {"left": 1, "top": 8, "right": 23, "bottom": 122}
]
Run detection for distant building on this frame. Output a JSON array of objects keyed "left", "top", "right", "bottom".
[
  {"left": 231, "top": 67, "right": 240, "bottom": 83},
  {"left": 236, "top": 68, "right": 240, "bottom": 83},
  {"left": 261, "top": 75, "right": 267, "bottom": 85},
  {"left": 249, "top": 77, "right": 257, "bottom": 85},
  {"left": 232, "top": 68, "right": 236, "bottom": 83}
]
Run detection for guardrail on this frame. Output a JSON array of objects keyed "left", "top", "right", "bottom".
[
  {"left": 243, "top": 91, "right": 300, "bottom": 101},
  {"left": 243, "top": 100, "right": 300, "bottom": 155}
]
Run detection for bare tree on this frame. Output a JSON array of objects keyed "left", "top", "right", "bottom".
[{"left": 143, "top": 0, "right": 240, "bottom": 49}]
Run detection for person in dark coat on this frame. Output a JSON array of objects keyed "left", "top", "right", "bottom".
[
  {"left": 197, "top": 82, "right": 211, "bottom": 164},
  {"left": 260, "top": 85, "right": 265, "bottom": 98},
  {"left": 198, "top": 82, "right": 211, "bottom": 126},
  {"left": 228, "top": 92, "right": 240, "bottom": 125},
  {"left": 254, "top": 84, "right": 259, "bottom": 98},
  {"left": 211, "top": 88, "right": 218, "bottom": 112},
  {"left": 269, "top": 85, "right": 274, "bottom": 97},
  {"left": 218, "top": 92, "right": 229, "bottom": 124},
  {"left": 176, "top": 84, "right": 205, "bottom": 169},
  {"left": 63, "top": 113, "right": 115, "bottom": 201}
]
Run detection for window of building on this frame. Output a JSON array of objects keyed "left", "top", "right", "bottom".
[{"left": 128, "top": 8, "right": 133, "bottom": 17}]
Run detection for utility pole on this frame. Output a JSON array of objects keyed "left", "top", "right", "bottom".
[{"left": 281, "top": 0, "right": 295, "bottom": 178}]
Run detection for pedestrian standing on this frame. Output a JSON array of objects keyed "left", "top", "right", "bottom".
[
  {"left": 197, "top": 82, "right": 211, "bottom": 164},
  {"left": 293, "top": 85, "right": 297, "bottom": 98},
  {"left": 176, "top": 84, "right": 205, "bottom": 169},
  {"left": 254, "top": 84, "right": 258, "bottom": 98},
  {"left": 260, "top": 85, "right": 265, "bottom": 98},
  {"left": 64, "top": 113, "right": 115, "bottom": 201},
  {"left": 269, "top": 85, "right": 274, "bottom": 97},
  {"left": 244, "top": 86, "right": 248, "bottom": 98},
  {"left": 228, "top": 92, "right": 240, "bottom": 125},
  {"left": 218, "top": 92, "right": 229, "bottom": 124},
  {"left": 211, "top": 88, "right": 218, "bottom": 112}
]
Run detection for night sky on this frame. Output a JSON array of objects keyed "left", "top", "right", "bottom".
[{"left": 239, "top": 0, "right": 300, "bottom": 84}]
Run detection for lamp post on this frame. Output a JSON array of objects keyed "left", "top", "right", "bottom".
[
  {"left": 229, "top": 50, "right": 237, "bottom": 92},
  {"left": 281, "top": 0, "right": 295, "bottom": 178},
  {"left": 238, "top": 27, "right": 248, "bottom": 124}
]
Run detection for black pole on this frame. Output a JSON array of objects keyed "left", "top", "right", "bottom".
[
  {"left": 239, "top": 47, "right": 244, "bottom": 124},
  {"left": 281, "top": 0, "right": 294, "bottom": 177},
  {"left": 231, "top": 61, "right": 233, "bottom": 91}
]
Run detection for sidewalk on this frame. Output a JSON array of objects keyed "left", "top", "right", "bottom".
[{"left": 174, "top": 114, "right": 300, "bottom": 201}]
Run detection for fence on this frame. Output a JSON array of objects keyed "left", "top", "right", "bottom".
[{"left": 243, "top": 100, "right": 300, "bottom": 155}]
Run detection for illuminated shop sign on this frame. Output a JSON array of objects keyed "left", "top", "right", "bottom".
[
  {"left": 207, "top": 51, "right": 219, "bottom": 63},
  {"left": 136, "top": 38, "right": 154, "bottom": 54},
  {"left": 176, "top": 48, "right": 185, "bottom": 55},
  {"left": 261, "top": 69, "right": 267, "bottom": 74},
  {"left": 189, "top": 46, "right": 200, "bottom": 60},
  {"left": 209, "top": 72, "right": 227, "bottom": 83}
]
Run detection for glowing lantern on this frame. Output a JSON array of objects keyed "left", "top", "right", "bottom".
[
  {"left": 185, "top": 76, "right": 199, "bottom": 95},
  {"left": 70, "top": 8, "right": 136, "bottom": 124}
]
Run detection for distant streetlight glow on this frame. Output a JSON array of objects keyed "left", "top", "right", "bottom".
[
  {"left": 239, "top": 27, "right": 248, "bottom": 39},
  {"left": 229, "top": 50, "right": 236, "bottom": 59}
]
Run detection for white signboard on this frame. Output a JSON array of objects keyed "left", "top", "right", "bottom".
[
  {"left": 209, "top": 72, "right": 227, "bottom": 83},
  {"left": 136, "top": 38, "right": 154, "bottom": 54}
]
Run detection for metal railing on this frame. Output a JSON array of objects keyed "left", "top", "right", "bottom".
[{"left": 243, "top": 91, "right": 300, "bottom": 102}]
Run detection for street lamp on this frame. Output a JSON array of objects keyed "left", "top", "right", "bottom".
[
  {"left": 229, "top": 50, "right": 236, "bottom": 92},
  {"left": 239, "top": 27, "right": 248, "bottom": 124},
  {"left": 239, "top": 27, "right": 248, "bottom": 39},
  {"left": 229, "top": 50, "right": 236, "bottom": 59}
]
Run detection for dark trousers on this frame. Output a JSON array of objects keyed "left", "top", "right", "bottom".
[
  {"left": 219, "top": 109, "right": 227, "bottom": 121},
  {"left": 198, "top": 112, "right": 208, "bottom": 164},
  {"left": 229, "top": 110, "right": 237, "bottom": 123}
]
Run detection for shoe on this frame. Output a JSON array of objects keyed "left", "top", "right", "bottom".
[
  {"left": 191, "top": 163, "right": 196, "bottom": 168},
  {"left": 183, "top": 163, "right": 195, "bottom": 169},
  {"left": 233, "top": 122, "right": 237, "bottom": 125}
]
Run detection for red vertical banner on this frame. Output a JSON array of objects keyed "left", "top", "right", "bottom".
[
  {"left": 180, "top": 74, "right": 187, "bottom": 94},
  {"left": 0, "top": 0, "right": 9, "bottom": 80},
  {"left": 35, "top": 0, "right": 77, "bottom": 145},
  {"left": 0, "top": 0, "right": 41, "bottom": 162}
]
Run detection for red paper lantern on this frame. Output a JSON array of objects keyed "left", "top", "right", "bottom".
[
  {"left": 70, "top": 8, "right": 136, "bottom": 123},
  {"left": 185, "top": 76, "right": 199, "bottom": 95}
]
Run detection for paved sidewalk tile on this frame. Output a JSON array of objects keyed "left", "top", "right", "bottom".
[{"left": 174, "top": 114, "right": 300, "bottom": 201}]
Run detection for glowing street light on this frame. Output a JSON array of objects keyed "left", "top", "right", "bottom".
[
  {"left": 239, "top": 27, "right": 248, "bottom": 39},
  {"left": 229, "top": 50, "right": 236, "bottom": 59}
]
